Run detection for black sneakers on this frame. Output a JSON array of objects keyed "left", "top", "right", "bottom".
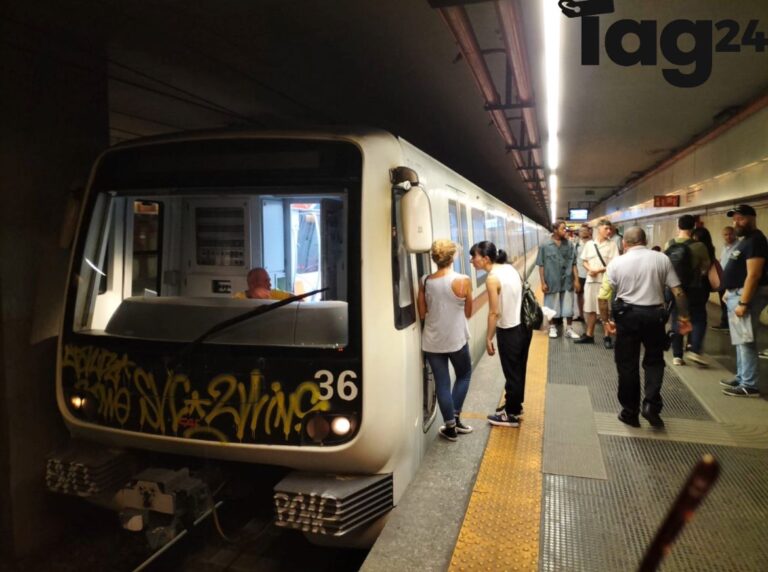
[
  {"left": 574, "top": 335, "right": 595, "bottom": 344},
  {"left": 487, "top": 411, "right": 521, "bottom": 427},
  {"left": 455, "top": 418, "right": 473, "bottom": 434},
  {"left": 722, "top": 386, "right": 761, "bottom": 397},
  {"left": 439, "top": 424, "right": 458, "bottom": 441},
  {"left": 603, "top": 336, "right": 613, "bottom": 349}
]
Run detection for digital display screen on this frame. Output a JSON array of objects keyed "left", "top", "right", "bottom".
[{"left": 569, "top": 208, "right": 589, "bottom": 221}]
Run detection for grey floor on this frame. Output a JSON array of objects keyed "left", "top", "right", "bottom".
[
  {"left": 362, "top": 301, "right": 768, "bottom": 572},
  {"left": 543, "top": 308, "right": 768, "bottom": 571}
]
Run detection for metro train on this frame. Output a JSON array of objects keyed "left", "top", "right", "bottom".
[{"left": 52, "top": 128, "right": 548, "bottom": 547}]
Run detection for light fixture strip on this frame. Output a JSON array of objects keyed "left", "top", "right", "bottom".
[{"left": 543, "top": 0, "right": 561, "bottom": 220}]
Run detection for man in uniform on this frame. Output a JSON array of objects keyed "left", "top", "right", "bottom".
[
  {"left": 720, "top": 205, "right": 768, "bottom": 397},
  {"left": 598, "top": 227, "right": 692, "bottom": 428}
]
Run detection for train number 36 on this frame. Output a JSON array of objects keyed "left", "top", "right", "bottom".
[{"left": 314, "top": 370, "right": 359, "bottom": 401}]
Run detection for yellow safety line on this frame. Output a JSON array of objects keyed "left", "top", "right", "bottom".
[{"left": 449, "top": 330, "right": 548, "bottom": 571}]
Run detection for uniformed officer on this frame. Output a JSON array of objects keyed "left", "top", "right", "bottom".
[{"left": 597, "top": 227, "right": 692, "bottom": 428}]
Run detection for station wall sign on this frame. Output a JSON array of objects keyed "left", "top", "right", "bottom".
[{"left": 653, "top": 195, "right": 680, "bottom": 207}]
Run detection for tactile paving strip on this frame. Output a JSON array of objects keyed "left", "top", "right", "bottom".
[
  {"left": 547, "top": 338, "right": 712, "bottom": 420},
  {"left": 540, "top": 435, "right": 768, "bottom": 571},
  {"left": 449, "top": 330, "right": 548, "bottom": 572}
]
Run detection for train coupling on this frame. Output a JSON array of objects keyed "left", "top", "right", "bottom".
[
  {"left": 273, "top": 472, "right": 393, "bottom": 537},
  {"left": 116, "top": 468, "right": 210, "bottom": 549}
]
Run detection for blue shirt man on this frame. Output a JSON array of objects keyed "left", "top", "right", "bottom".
[{"left": 536, "top": 221, "right": 580, "bottom": 339}]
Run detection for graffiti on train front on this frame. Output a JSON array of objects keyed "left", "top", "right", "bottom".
[{"left": 61, "top": 344, "right": 335, "bottom": 443}]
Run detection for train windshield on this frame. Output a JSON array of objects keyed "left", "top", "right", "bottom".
[{"left": 72, "top": 190, "right": 349, "bottom": 347}]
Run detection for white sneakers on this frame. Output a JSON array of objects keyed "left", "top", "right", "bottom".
[
  {"left": 685, "top": 351, "right": 708, "bottom": 367},
  {"left": 672, "top": 357, "right": 685, "bottom": 366},
  {"left": 550, "top": 325, "right": 582, "bottom": 339},
  {"left": 565, "top": 328, "right": 581, "bottom": 340}
]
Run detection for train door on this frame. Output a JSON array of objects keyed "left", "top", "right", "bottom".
[
  {"left": 392, "top": 187, "right": 436, "bottom": 431},
  {"left": 415, "top": 252, "right": 437, "bottom": 432}
]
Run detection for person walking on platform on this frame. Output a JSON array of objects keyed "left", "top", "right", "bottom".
[
  {"left": 599, "top": 227, "right": 692, "bottom": 428},
  {"left": 418, "top": 240, "right": 474, "bottom": 441},
  {"left": 711, "top": 226, "right": 739, "bottom": 332},
  {"left": 720, "top": 205, "right": 768, "bottom": 398},
  {"left": 664, "top": 214, "right": 711, "bottom": 367},
  {"left": 574, "top": 226, "right": 591, "bottom": 321},
  {"left": 608, "top": 223, "right": 624, "bottom": 255},
  {"left": 576, "top": 219, "right": 619, "bottom": 347},
  {"left": 470, "top": 241, "right": 531, "bottom": 428},
  {"left": 537, "top": 220, "right": 581, "bottom": 339}
]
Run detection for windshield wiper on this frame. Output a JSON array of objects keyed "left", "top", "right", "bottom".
[{"left": 168, "top": 288, "right": 327, "bottom": 370}]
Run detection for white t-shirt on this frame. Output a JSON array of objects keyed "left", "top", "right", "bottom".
[
  {"left": 580, "top": 238, "right": 619, "bottom": 284},
  {"left": 489, "top": 263, "right": 522, "bottom": 329},
  {"left": 421, "top": 272, "right": 470, "bottom": 353}
]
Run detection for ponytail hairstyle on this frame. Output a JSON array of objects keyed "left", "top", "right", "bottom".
[{"left": 469, "top": 241, "right": 508, "bottom": 264}]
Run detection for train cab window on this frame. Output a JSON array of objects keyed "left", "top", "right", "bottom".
[
  {"left": 72, "top": 190, "right": 350, "bottom": 348},
  {"left": 471, "top": 208, "right": 487, "bottom": 286},
  {"left": 392, "top": 190, "right": 416, "bottom": 329},
  {"left": 132, "top": 201, "right": 163, "bottom": 296}
]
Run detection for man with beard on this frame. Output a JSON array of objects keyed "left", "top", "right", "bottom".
[{"left": 720, "top": 205, "right": 768, "bottom": 397}]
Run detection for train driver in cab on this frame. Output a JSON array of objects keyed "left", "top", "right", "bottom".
[{"left": 234, "top": 267, "right": 293, "bottom": 300}]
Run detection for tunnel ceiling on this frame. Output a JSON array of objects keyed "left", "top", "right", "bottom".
[{"left": 6, "top": 0, "right": 768, "bottom": 224}]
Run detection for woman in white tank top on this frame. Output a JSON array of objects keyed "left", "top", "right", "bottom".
[
  {"left": 470, "top": 241, "right": 531, "bottom": 429},
  {"left": 417, "top": 240, "right": 473, "bottom": 442}
]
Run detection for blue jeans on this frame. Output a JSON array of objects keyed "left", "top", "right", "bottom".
[
  {"left": 726, "top": 291, "right": 760, "bottom": 390},
  {"left": 668, "top": 287, "right": 708, "bottom": 357},
  {"left": 543, "top": 290, "right": 574, "bottom": 319},
  {"left": 425, "top": 343, "right": 472, "bottom": 424}
]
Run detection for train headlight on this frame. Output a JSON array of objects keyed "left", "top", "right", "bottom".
[
  {"left": 70, "top": 395, "right": 87, "bottom": 410},
  {"left": 331, "top": 416, "right": 352, "bottom": 436},
  {"left": 304, "top": 413, "right": 358, "bottom": 444},
  {"left": 305, "top": 416, "right": 330, "bottom": 442}
]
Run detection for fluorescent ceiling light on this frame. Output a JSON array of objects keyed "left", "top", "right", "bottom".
[
  {"left": 543, "top": 0, "right": 561, "bottom": 172},
  {"left": 549, "top": 174, "right": 558, "bottom": 222}
]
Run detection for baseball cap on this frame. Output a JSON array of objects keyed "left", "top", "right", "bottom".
[{"left": 726, "top": 204, "right": 757, "bottom": 217}]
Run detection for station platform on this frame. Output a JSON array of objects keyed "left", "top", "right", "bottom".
[{"left": 360, "top": 303, "right": 768, "bottom": 572}]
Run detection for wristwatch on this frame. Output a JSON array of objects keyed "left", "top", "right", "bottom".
[{"left": 738, "top": 300, "right": 750, "bottom": 307}]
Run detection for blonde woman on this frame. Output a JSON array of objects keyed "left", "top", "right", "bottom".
[{"left": 418, "top": 240, "right": 473, "bottom": 441}]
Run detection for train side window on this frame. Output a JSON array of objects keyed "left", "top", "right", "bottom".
[
  {"left": 507, "top": 215, "right": 525, "bottom": 273},
  {"left": 448, "top": 201, "right": 471, "bottom": 276},
  {"left": 459, "top": 205, "right": 470, "bottom": 279},
  {"left": 448, "top": 200, "right": 461, "bottom": 272},
  {"left": 471, "top": 208, "right": 487, "bottom": 286},
  {"left": 392, "top": 190, "right": 416, "bottom": 329},
  {"left": 487, "top": 213, "right": 506, "bottom": 252}
]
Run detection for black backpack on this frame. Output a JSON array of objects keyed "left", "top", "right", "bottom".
[
  {"left": 664, "top": 239, "right": 696, "bottom": 288},
  {"left": 520, "top": 277, "right": 543, "bottom": 331}
]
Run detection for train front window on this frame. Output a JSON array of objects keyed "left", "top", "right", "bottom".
[{"left": 72, "top": 190, "right": 349, "bottom": 348}]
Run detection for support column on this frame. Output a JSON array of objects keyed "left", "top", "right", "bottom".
[{"left": 0, "top": 20, "right": 108, "bottom": 561}]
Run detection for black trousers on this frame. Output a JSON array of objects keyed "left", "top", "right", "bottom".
[
  {"left": 496, "top": 324, "right": 533, "bottom": 415},
  {"left": 614, "top": 306, "right": 667, "bottom": 415}
]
